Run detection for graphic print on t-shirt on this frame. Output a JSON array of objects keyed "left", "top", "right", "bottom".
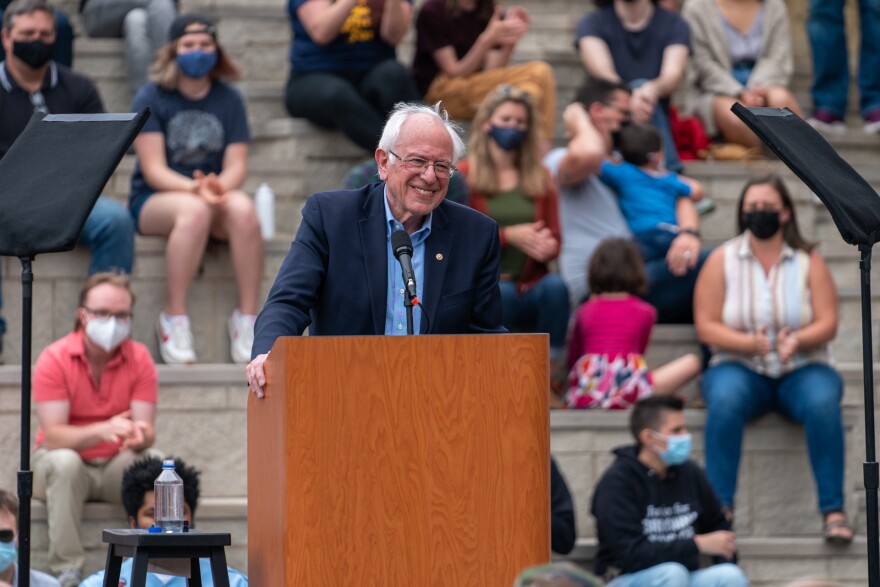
[
  {"left": 166, "top": 109, "right": 225, "bottom": 167},
  {"left": 340, "top": 0, "right": 377, "bottom": 43},
  {"left": 642, "top": 502, "right": 698, "bottom": 543}
]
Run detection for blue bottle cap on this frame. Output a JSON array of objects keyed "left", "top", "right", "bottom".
[{"left": 148, "top": 526, "right": 163, "bottom": 533}]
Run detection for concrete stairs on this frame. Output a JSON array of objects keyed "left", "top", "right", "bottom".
[
  {"left": 0, "top": 364, "right": 248, "bottom": 574},
  {"left": 1, "top": 0, "right": 878, "bottom": 583}
]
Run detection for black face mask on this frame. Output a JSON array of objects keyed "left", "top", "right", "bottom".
[
  {"left": 12, "top": 39, "right": 54, "bottom": 69},
  {"left": 742, "top": 210, "right": 781, "bottom": 240}
]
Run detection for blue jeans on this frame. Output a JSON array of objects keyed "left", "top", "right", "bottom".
[
  {"left": 79, "top": 196, "right": 135, "bottom": 275},
  {"left": 499, "top": 274, "right": 570, "bottom": 361},
  {"left": 0, "top": 196, "right": 133, "bottom": 336},
  {"left": 701, "top": 361, "right": 845, "bottom": 513},
  {"left": 609, "top": 562, "right": 749, "bottom": 587},
  {"left": 808, "top": 0, "right": 880, "bottom": 117},
  {"left": 635, "top": 227, "right": 677, "bottom": 263},
  {"left": 641, "top": 247, "right": 710, "bottom": 324}
]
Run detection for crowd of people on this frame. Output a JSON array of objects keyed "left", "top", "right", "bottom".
[{"left": 0, "top": 0, "right": 867, "bottom": 584}]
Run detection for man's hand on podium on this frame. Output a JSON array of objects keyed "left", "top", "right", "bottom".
[{"left": 246, "top": 353, "right": 269, "bottom": 399}]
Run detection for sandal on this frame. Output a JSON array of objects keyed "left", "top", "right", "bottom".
[{"left": 823, "top": 513, "right": 854, "bottom": 545}]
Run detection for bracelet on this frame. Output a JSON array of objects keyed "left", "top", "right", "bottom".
[{"left": 681, "top": 228, "right": 701, "bottom": 238}]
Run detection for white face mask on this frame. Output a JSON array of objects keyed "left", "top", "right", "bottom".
[{"left": 85, "top": 316, "right": 130, "bottom": 352}]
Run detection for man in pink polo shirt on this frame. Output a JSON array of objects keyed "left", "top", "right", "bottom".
[{"left": 31, "top": 273, "right": 160, "bottom": 587}]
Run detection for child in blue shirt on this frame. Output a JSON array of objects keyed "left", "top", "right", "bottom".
[{"left": 600, "top": 124, "right": 705, "bottom": 262}]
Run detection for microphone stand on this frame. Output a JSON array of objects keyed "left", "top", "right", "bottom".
[
  {"left": 18, "top": 257, "right": 34, "bottom": 587},
  {"left": 404, "top": 293, "right": 415, "bottom": 335},
  {"left": 860, "top": 244, "right": 879, "bottom": 586}
]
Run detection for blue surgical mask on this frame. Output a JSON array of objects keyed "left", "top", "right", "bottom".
[
  {"left": 653, "top": 432, "right": 692, "bottom": 466},
  {"left": 488, "top": 125, "right": 528, "bottom": 151},
  {"left": 0, "top": 540, "right": 16, "bottom": 573},
  {"left": 176, "top": 50, "right": 218, "bottom": 79}
]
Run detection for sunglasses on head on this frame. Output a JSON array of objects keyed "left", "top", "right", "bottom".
[{"left": 0, "top": 529, "right": 13, "bottom": 543}]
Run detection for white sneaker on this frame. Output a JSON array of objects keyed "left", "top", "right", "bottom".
[
  {"left": 156, "top": 312, "right": 197, "bottom": 364},
  {"left": 57, "top": 568, "right": 82, "bottom": 587},
  {"left": 228, "top": 309, "right": 257, "bottom": 364},
  {"left": 806, "top": 114, "right": 846, "bottom": 135}
]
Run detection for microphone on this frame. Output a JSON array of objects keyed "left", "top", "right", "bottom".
[{"left": 391, "top": 229, "right": 419, "bottom": 302}]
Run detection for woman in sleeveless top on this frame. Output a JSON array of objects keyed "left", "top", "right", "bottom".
[{"left": 693, "top": 174, "right": 851, "bottom": 544}]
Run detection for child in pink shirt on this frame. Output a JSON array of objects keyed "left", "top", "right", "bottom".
[{"left": 566, "top": 238, "right": 700, "bottom": 409}]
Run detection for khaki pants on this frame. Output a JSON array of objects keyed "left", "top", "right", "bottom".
[
  {"left": 33, "top": 447, "right": 163, "bottom": 574},
  {"left": 424, "top": 61, "right": 557, "bottom": 139}
]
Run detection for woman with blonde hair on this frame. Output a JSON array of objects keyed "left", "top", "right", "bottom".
[
  {"left": 129, "top": 13, "right": 264, "bottom": 365},
  {"left": 462, "top": 85, "right": 569, "bottom": 382}
]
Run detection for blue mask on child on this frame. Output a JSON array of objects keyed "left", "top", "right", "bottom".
[
  {"left": 176, "top": 51, "right": 217, "bottom": 79},
  {"left": 654, "top": 432, "right": 692, "bottom": 466},
  {"left": 0, "top": 541, "right": 16, "bottom": 573},
  {"left": 488, "top": 125, "right": 528, "bottom": 151}
]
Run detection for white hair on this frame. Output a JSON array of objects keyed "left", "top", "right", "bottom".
[{"left": 378, "top": 102, "right": 467, "bottom": 162}]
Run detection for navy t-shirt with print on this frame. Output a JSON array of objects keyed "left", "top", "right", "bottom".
[
  {"left": 129, "top": 80, "right": 250, "bottom": 204},
  {"left": 575, "top": 6, "right": 690, "bottom": 83},
  {"left": 288, "top": 0, "right": 408, "bottom": 74}
]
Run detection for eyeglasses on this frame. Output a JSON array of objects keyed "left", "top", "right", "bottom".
[
  {"left": 0, "top": 529, "right": 13, "bottom": 543},
  {"left": 82, "top": 307, "right": 133, "bottom": 323},
  {"left": 388, "top": 150, "right": 456, "bottom": 179}
]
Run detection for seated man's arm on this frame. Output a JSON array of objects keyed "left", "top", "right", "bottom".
[
  {"left": 296, "top": 0, "right": 359, "bottom": 46},
  {"left": 125, "top": 400, "right": 156, "bottom": 451},
  {"left": 665, "top": 196, "right": 701, "bottom": 276},
  {"left": 577, "top": 36, "right": 620, "bottom": 83},
  {"left": 36, "top": 400, "right": 134, "bottom": 452},
  {"left": 556, "top": 103, "right": 605, "bottom": 187},
  {"left": 648, "top": 44, "right": 689, "bottom": 99},
  {"left": 630, "top": 44, "right": 688, "bottom": 124},
  {"left": 428, "top": 7, "right": 526, "bottom": 78},
  {"left": 379, "top": 0, "right": 412, "bottom": 46}
]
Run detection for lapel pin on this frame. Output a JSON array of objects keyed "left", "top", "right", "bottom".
[{"left": 435, "top": 253, "right": 444, "bottom": 261}]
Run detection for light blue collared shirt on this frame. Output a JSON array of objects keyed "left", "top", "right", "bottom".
[{"left": 384, "top": 187, "right": 431, "bottom": 335}]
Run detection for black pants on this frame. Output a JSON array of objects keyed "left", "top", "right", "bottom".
[{"left": 285, "top": 59, "right": 421, "bottom": 152}]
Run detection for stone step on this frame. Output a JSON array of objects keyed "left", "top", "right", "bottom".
[
  {"left": 564, "top": 536, "right": 869, "bottom": 587},
  {"left": 0, "top": 365, "right": 247, "bottom": 497},
  {"left": 3, "top": 359, "right": 873, "bottom": 581},
  {"left": 28, "top": 497, "right": 248, "bottom": 579},
  {"left": 0, "top": 233, "right": 876, "bottom": 367},
  {"left": 0, "top": 239, "right": 289, "bottom": 365},
  {"left": 100, "top": 154, "right": 312, "bottom": 236}
]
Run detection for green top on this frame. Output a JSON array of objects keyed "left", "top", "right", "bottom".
[{"left": 486, "top": 186, "right": 533, "bottom": 281}]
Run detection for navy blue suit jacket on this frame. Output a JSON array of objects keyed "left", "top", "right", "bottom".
[{"left": 252, "top": 183, "right": 505, "bottom": 355}]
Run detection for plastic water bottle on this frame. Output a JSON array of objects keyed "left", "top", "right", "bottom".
[
  {"left": 255, "top": 182, "right": 275, "bottom": 240},
  {"left": 154, "top": 460, "right": 185, "bottom": 533}
]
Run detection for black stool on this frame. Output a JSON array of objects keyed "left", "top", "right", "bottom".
[{"left": 101, "top": 529, "right": 231, "bottom": 587}]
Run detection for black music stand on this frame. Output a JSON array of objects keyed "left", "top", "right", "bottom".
[
  {"left": 0, "top": 109, "right": 148, "bottom": 587},
  {"left": 733, "top": 104, "right": 880, "bottom": 586}
]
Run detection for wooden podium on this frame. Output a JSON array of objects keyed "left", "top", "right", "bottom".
[{"left": 247, "top": 334, "right": 549, "bottom": 586}]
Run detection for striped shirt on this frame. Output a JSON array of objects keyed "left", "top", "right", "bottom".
[{"left": 710, "top": 232, "right": 831, "bottom": 376}]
